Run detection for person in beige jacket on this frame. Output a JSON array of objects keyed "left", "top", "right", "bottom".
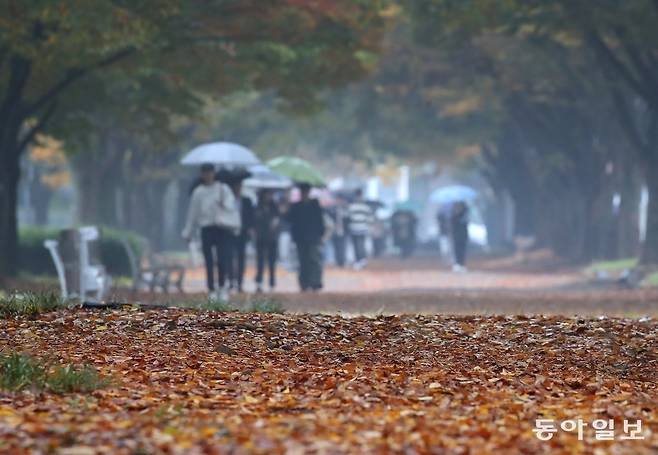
[{"left": 182, "top": 163, "right": 238, "bottom": 300}]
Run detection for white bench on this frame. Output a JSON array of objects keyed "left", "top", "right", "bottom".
[{"left": 43, "top": 226, "right": 111, "bottom": 301}]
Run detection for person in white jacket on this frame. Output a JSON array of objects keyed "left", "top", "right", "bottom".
[{"left": 182, "top": 163, "right": 238, "bottom": 300}]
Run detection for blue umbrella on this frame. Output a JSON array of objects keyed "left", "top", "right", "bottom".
[{"left": 429, "top": 185, "right": 478, "bottom": 204}]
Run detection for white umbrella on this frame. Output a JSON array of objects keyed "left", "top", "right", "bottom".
[
  {"left": 180, "top": 142, "right": 261, "bottom": 167},
  {"left": 244, "top": 164, "right": 292, "bottom": 189}
]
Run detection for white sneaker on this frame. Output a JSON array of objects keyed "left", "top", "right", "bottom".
[{"left": 219, "top": 287, "right": 230, "bottom": 302}]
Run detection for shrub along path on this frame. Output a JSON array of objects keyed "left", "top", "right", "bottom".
[{"left": 0, "top": 307, "right": 656, "bottom": 454}]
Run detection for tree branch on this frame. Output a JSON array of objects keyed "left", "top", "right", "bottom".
[
  {"left": 609, "top": 85, "right": 648, "bottom": 159},
  {"left": 614, "top": 27, "right": 658, "bottom": 106},
  {"left": 0, "top": 55, "right": 31, "bottom": 121},
  {"left": 0, "top": 45, "right": 9, "bottom": 75},
  {"left": 23, "top": 47, "right": 134, "bottom": 117},
  {"left": 585, "top": 30, "right": 648, "bottom": 100},
  {"left": 16, "top": 102, "right": 57, "bottom": 154}
]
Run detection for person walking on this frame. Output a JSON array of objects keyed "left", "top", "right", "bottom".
[
  {"left": 287, "top": 183, "right": 325, "bottom": 291},
  {"left": 330, "top": 196, "right": 349, "bottom": 267},
  {"left": 253, "top": 189, "right": 281, "bottom": 292},
  {"left": 437, "top": 207, "right": 452, "bottom": 264},
  {"left": 182, "top": 163, "right": 240, "bottom": 301},
  {"left": 371, "top": 210, "right": 387, "bottom": 258},
  {"left": 451, "top": 201, "right": 469, "bottom": 272},
  {"left": 391, "top": 208, "right": 417, "bottom": 258},
  {"left": 347, "top": 188, "right": 373, "bottom": 269},
  {"left": 228, "top": 179, "right": 254, "bottom": 293}
]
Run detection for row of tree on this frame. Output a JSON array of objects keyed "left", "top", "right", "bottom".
[
  {"left": 0, "top": 0, "right": 389, "bottom": 275},
  {"left": 399, "top": 0, "right": 658, "bottom": 263},
  {"left": 239, "top": 0, "right": 658, "bottom": 264}
]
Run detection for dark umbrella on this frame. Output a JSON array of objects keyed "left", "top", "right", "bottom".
[
  {"left": 215, "top": 167, "right": 252, "bottom": 184},
  {"left": 366, "top": 200, "right": 386, "bottom": 209}
]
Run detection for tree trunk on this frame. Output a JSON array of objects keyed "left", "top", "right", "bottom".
[
  {"left": 149, "top": 181, "right": 168, "bottom": 250},
  {"left": 125, "top": 179, "right": 166, "bottom": 249},
  {"left": 33, "top": 191, "right": 52, "bottom": 226},
  {"left": 77, "top": 169, "right": 122, "bottom": 226},
  {"left": 0, "top": 147, "right": 21, "bottom": 277},
  {"left": 176, "top": 178, "right": 190, "bottom": 248},
  {"left": 535, "top": 192, "right": 562, "bottom": 254},
  {"left": 616, "top": 161, "right": 640, "bottom": 258},
  {"left": 77, "top": 166, "right": 104, "bottom": 224},
  {"left": 537, "top": 184, "right": 589, "bottom": 262},
  {"left": 641, "top": 159, "right": 658, "bottom": 264},
  {"left": 73, "top": 134, "right": 123, "bottom": 226},
  {"left": 0, "top": 57, "right": 32, "bottom": 277},
  {"left": 557, "top": 196, "right": 585, "bottom": 260},
  {"left": 31, "top": 170, "right": 53, "bottom": 226},
  {"left": 511, "top": 186, "right": 536, "bottom": 236},
  {"left": 583, "top": 184, "right": 612, "bottom": 261}
]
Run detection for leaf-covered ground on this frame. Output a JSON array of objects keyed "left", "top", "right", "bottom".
[{"left": 0, "top": 308, "right": 656, "bottom": 454}]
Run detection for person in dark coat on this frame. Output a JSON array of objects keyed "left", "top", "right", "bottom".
[
  {"left": 287, "top": 183, "right": 325, "bottom": 291},
  {"left": 437, "top": 208, "right": 452, "bottom": 264},
  {"left": 451, "top": 201, "right": 469, "bottom": 271},
  {"left": 329, "top": 196, "right": 349, "bottom": 267},
  {"left": 228, "top": 180, "right": 254, "bottom": 292},
  {"left": 253, "top": 189, "right": 281, "bottom": 292},
  {"left": 391, "top": 209, "right": 417, "bottom": 258}
]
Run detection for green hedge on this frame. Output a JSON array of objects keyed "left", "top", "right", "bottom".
[{"left": 19, "top": 226, "right": 145, "bottom": 278}]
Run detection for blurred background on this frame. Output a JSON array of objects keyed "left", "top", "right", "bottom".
[{"left": 2, "top": 0, "right": 658, "bottom": 292}]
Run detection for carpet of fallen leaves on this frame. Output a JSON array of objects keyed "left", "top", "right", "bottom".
[{"left": 0, "top": 309, "right": 656, "bottom": 454}]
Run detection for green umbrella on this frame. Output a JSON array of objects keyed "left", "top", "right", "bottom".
[{"left": 267, "top": 156, "right": 326, "bottom": 186}]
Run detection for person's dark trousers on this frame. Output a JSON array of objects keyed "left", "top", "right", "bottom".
[
  {"left": 219, "top": 228, "right": 234, "bottom": 288},
  {"left": 296, "top": 241, "right": 323, "bottom": 291},
  {"left": 332, "top": 235, "right": 346, "bottom": 267},
  {"left": 351, "top": 234, "right": 366, "bottom": 262},
  {"left": 401, "top": 238, "right": 415, "bottom": 258},
  {"left": 201, "top": 226, "right": 233, "bottom": 291},
  {"left": 226, "top": 233, "right": 235, "bottom": 287},
  {"left": 373, "top": 237, "right": 385, "bottom": 257},
  {"left": 255, "top": 239, "right": 278, "bottom": 289},
  {"left": 453, "top": 233, "right": 468, "bottom": 266},
  {"left": 232, "top": 234, "right": 248, "bottom": 291}
]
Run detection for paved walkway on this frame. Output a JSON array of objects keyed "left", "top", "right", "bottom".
[
  {"left": 177, "top": 256, "right": 658, "bottom": 316},
  {"left": 183, "top": 258, "right": 584, "bottom": 294}
]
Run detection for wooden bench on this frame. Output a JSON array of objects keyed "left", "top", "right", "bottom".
[{"left": 121, "top": 239, "right": 185, "bottom": 295}]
